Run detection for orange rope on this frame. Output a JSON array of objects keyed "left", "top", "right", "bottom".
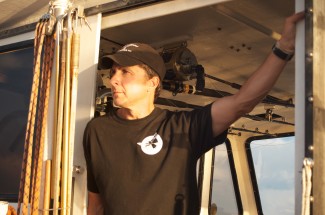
[
  {"left": 17, "top": 18, "right": 55, "bottom": 215},
  {"left": 31, "top": 35, "right": 55, "bottom": 215},
  {"left": 17, "top": 22, "right": 46, "bottom": 215}
]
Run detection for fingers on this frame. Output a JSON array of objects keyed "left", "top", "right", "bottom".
[
  {"left": 284, "top": 11, "right": 305, "bottom": 28},
  {"left": 278, "top": 12, "right": 305, "bottom": 52},
  {"left": 289, "top": 11, "right": 305, "bottom": 23}
]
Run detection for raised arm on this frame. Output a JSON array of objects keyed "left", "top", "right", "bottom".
[
  {"left": 211, "top": 12, "right": 305, "bottom": 136},
  {"left": 87, "top": 191, "right": 104, "bottom": 215}
]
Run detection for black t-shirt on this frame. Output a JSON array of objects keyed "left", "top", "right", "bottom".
[{"left": 83, "top": 104, "right": 227, "bottom": 215}]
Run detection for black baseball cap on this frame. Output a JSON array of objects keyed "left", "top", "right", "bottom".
[{"left": 100, "top": 43, "right": 166, "bottom": 80}]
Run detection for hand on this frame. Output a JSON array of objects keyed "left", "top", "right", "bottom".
[{"left": 278, "top": 11, "right": 305, "bottom": 52}]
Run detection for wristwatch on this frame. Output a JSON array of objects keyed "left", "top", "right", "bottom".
[{"left": 272, "top": 43, "right": 294, "bottom": 61}]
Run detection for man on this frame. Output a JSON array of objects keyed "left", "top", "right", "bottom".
[{"left": 83, "top": 12, "right": 304, "bottom": 215}]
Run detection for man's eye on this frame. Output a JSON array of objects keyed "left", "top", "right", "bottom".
[
  {"left": 109, "top": 69, "right": 116, "bottom": 78},
  {"left": 122, "top": 69, "right": 131, "bottom": 74}
]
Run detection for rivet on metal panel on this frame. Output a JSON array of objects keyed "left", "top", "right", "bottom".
[
  {"left": 73, "top": 165, "right": 84, "bottom": 174},
  {"left": 307, "top": 52, "right": 313, "bottom": 58},
  {"left": 306, "top": 8, "right": 313, "bottom": 15}
]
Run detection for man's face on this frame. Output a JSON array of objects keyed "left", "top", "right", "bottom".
[{"left": 109, "top": 64, "right": 151, "bottom": 108}]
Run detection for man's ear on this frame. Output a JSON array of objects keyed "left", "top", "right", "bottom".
[{"left": 148, "top": 76, "right": 160, "bottom": 89}]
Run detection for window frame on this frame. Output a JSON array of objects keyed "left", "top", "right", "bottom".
[
  {"left": 207, "top": 139, "right": 244, "bottom": 214},
  {"left": 245, "top": 132, "right": 295, "bottom": 215},
  {"left": 0, "top": 39, "right": 34, "bottom": 202}
]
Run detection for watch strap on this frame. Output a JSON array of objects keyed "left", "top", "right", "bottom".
[{"left": 272, "top": 43, "right": 294, "bottom": 61}]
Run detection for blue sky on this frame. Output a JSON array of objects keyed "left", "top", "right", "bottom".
[
  {"left": 251, "top": 137, "right": 295, "bottom": 215},
  {"left": 210, "top": 136, "right": 295, "bottom": 215}
]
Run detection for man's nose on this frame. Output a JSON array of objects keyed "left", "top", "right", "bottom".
[{"left": 110, "top": 71, "right": 119, "bottom": 86}]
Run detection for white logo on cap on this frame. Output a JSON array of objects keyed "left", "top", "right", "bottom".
[
  {"left": 137, "top": 133, "right": 163, "bottom": 155},
  {"left": 119, "top": 44, "right": 139, "bottom": 53}
]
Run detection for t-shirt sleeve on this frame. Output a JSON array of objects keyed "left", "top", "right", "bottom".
[
  {"left": 83, "top": 122, "right": 100, "bottom": 193},
  {"left": 189, "top": 104, "right": 228, "bottom": 158}
]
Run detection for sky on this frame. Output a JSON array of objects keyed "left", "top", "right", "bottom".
[
  {"left": 210, "top": 136, "right": 295, "bottom": 215},
  {"left": 251, "top": 137, "right": 295, "bottom": 215}
]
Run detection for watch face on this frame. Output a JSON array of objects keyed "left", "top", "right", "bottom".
[{"left": 137, "top": 133, "right": 163, "bottom": 155}]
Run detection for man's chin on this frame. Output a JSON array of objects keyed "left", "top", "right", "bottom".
[{"left": 112, "top": 101, "right": 122, "bottom": 108}]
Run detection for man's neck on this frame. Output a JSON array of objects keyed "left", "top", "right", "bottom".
[{"left": 117, "top": 104, "right": 155, "bottom": 120}]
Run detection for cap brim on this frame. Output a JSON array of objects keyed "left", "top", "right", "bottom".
[{"left": 100, "top": 53, "right": 143, "bottom": 70}]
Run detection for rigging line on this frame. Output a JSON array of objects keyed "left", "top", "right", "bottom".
[
  {"left": 66, "top": 31, "right": 80, "bottom": 215},
  {"left": 230, "top": 127, "right": 277, "bottom": 137},
  {"left": 205, "top": 73, "right": 294, "bottom": 108},
  {"left": 203, "top": 76, "right": 294, "bottom": 125},
  {"left": 52, "top": 19, "right": 65, "bottom": 215},
  {"left": 61, "top": 13, "right": 72, "bottom": 215},
  {"left": 52, "top": 34, "right": 66, "bottom": 215},
  {"left": 30, "top": 38, "right": 47, "bottom": 214},
  {"left": 156, "top": 97, "right": 294, "bottom": 125},
  {"left": 202, "top": 77, "right": 234, "bottom": 98},
  {"left": 205, "top": 73, "right": 242, "bottom": 89},
  {"left": 40, "top": 36, "right": 55, "bottom": 215},
  {"left": 32, "top": 35, "right": 55, "bottom": 215},
  {"left": 236, "top": 104, "right": 295, "bottom": 129},
  {"left": 100, "top": 36, "right": 124, "bottom": 47},
  {"left": 17, "top": 21, "right": 46, "bottom": 215},
  {"left": 196, "top": 88, "right": 232, "bottom": 98},
  {"left": 243, "top": 114, "right": 294, "bottom": 126}
]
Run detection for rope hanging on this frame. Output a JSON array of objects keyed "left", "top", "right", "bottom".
[
  {"left": 301, "top": 158, "right": 314, "bottom": 215},
  {"left": 17, "top": 3, "right": 83, "bottom": 214},
  {"left": 17, "top": 18, "right": 55, "bottom": 215}
]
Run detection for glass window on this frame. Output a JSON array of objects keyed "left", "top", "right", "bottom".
[
  {"left": 0, "top": 45, "right": 33, "bottom": 200},
  {"left": 211, "top": 142, "right": 240, "bottom": 215},
  {"left": 249, "top": 136, "right": 295, "bottom": 215}
]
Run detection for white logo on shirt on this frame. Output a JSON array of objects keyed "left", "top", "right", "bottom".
[
  {"left": 118, "top": 44, "right": 139, "bottom": 52},
  {"left": 137, "top": 133, "right": 163, "bottom": 155}
]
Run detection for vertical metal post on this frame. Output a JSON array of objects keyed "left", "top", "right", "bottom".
[
  {"left": 311, "top": 0, "right": 325, "bottom": 214},
  {"left": 295, "top": 0, "right": 305, "bottom": 214},
  {"left": 199, "top": 149, "right": 214, "bottom": 215},
  {"left": 52, "top": 0, "right": 69, "bottom": 17},
  {"left": 304, "top": 0, "right": 313, "bottom": 160},
  {"left": 71, "top": 13, "right": 102, "bottom": 215}
]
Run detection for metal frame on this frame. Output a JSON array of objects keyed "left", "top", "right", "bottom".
[
  {"left": 199, "top": 139, "right": 243, "bottom": 215},
  {"left": 100, "top": 0, "right": 230, "bottom": 29},
  {"left": 0, "top": 35, "right": 34, "bottom": 203},
  {"left": 304, "top": 0, "right": 313, "bottom": 160},
  {"left": 310, "top": 0, "right": 325, "bottom": 214},
  {"left": 200, "top": 148, "right": 215, "bottom": 214},
  {"left": 0, "top": 39, "right": 33, "bottom": 52},
  {"left": 0, "top": 0, "right": 164, "bottom": 40},
  {"left": 225, "top": 139, "right": 243, "bottom": 214},
  {"left": 70, "top": 13, "right": 102, "bottom": 215},
  {"left": 294, "top": 1, "right": 306, "bottom": 214}
]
